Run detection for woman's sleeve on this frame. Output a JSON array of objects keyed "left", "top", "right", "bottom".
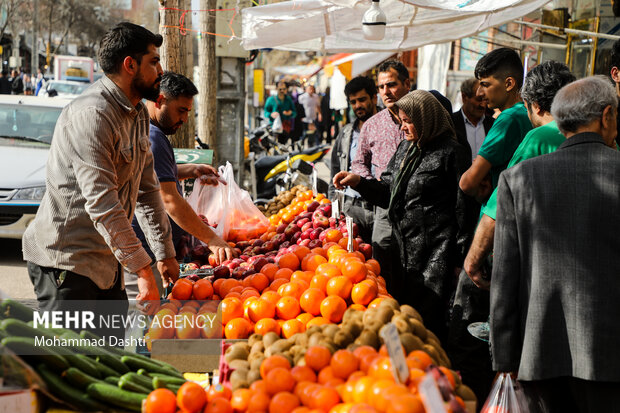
[
  {"left": 355, "top": 177, "right": 390, "bottom": 209},
  {"left": 453, "top": 144, "right": 477, "bottom": 263}
]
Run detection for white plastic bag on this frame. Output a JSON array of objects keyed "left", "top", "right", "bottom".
[
  {"left": 481, "top": 373, "right": 529, "bottom": 413},
  {"left": 187, "top": 162, "right": 269, "bottom": 241},
  {"left": 272, "top": 113, "right": 283, "bottom": 133}
]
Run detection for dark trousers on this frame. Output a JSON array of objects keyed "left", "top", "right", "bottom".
[
  {"left": 27, "top": 262, "right": 129, "bottom": 340},
  {"left": 372, "top": 206, "right": 393, "bottom": 290},
  {"left": 342, "top": 196, "right": 374, "bottom": 244},
  {"left": 520, "top": 377, "right": 620, "bottom": 413}
]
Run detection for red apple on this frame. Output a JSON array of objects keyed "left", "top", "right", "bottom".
[
  {"left": 276, "top": 223, "right": 287, "bottom": 233},
  {"left": 308, "top": 239, "right": 322, "bottom": 249},
  {"left": 313, "top": 216, "right": 329, "bottom": 229},
  {"left": 297, "top": 218, "right": 310, "bottom": 228},
  {"left": 306, "top": 201, "right": 320, "bottom": 212},
  {"left": 310, "top": 228, "right": 323, "bottom": 240},
  {"left": 299, "top": 239, "right": 311, "bottom": 247},
  {"left": 213, "top": 266, "right": 230, "bottom": 279},
  {"left": 358, "top": 243, "right": 373, "bottom": 260}
]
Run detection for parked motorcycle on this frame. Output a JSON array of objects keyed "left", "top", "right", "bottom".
[{"left": 250, "top": 145, "right": 331, "bottom": 203}]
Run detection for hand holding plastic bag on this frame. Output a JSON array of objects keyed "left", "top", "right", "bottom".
[
  {"left": 481, "top": 373, "right": 529, "bottom": 413},
  {"left": 272, "top": 112, "right": 283, "bottom": 134}
]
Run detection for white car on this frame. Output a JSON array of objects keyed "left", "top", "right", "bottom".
[
  {"left": 40, "top": 80, "right": 90, "bottom": 98},
  {"left": 0, "top": 95, "right": 72, "bottom": 238}
]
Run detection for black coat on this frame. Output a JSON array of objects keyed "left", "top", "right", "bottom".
[{"left": 356, "top": 134, "right": 475, "bottom": 338}]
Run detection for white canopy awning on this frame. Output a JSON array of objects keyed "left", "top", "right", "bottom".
[
  {"left": 324, "top": 52, "right": 394, "bottom": 78},
  {"left": 242, "top": 0, "right": 551, "bottom": 52}
]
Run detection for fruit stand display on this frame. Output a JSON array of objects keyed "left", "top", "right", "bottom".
[
  {"left": 0, "top": 188, "right": 477, "bottom": 412},
  {"left": 256, "top": 185, "right": 311, "bottom": 218}
]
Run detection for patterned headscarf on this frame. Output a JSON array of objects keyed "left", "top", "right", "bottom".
[
  {"left": 387, "top": 90, "right": 457, "bottom": 216},
  {"left": 394, "top": 90, "right": 456, "bottom": 147}
]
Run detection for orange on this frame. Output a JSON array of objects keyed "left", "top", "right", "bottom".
[
  {"left": 249, "top": 273, "right": 270, "bottom": 292},
  {"left": 324, "top": 229, "right": 344, "bottom": 243},
  {"left": 177, "top": 381, "right": 207, "bottom": 413},
  {"left": 261, "top": 263, "right": 279, "bottom": 281},
  {"left": 407, "top": 368, "right": 426, "bottom": 392},
  {"left": 260, "top": 290, "right": 282, "bottom": 306},
  {"left": 330, "top": 350, "right": 359, "bottom": 380},
  {"left": 265, "top": 367, "right": 296, "bottom": 394},
  {"left": 368, "top": 356, "right": 394, "bottom": 380},
  {"left": 351, "top": 280, "right": 378, "bottom": 305},
  {"left": 349, "top": 403, "right": 379, "bottom": 413},
  {"left": 368, "top": 297, "right": 385, "bottom": 309},
  {"left": 315, "top": 263, "right": 342, "bottom": 279},
  {"left": 341, "top": 260, "right": 368, "bottom": 283},
  {"left": 224, "top": 317, "right": 252, "bottom": 339},
  {"left": 171, "top": 278, "right": 194, "bottom": 300},
  {"left": 353, "top": 376, "right": 376, "bottom": 404},
  {"left": 338, "top": 237, "right": 359, "bottom": 251},
  {"left": 260, "top": 355, "right": 291, "bottom": 379},
  {"left": 278, "top": 253, "right": 301, "bottom": 271},
  {"left": 317, "top": 366, "right": 337, "bottom": 384},
  {"left": 240, "top": 289, "right": 260, "bottom": 301},
  {"left": 250, "top": 380, "right": 268, "bottom": 394},
  {"left": 309, "top": 274, "right": 330, "bottom": 293},
  {"left": 281, "top": 319, "right": 305, "bottom": 338},
  {"left": 386, "top": 394, "right": 424, "bottom": 413},
  {"left": 296, "top": 312, "right": 314, "bottom": 326},
  {"left": 291, "top": 365, "right": 317, "bottom": 383},
  {"left": 144, "top": 388, "right": 177, "bottom": 413},
  {"left": 269, "top": 278, "right": 288, "bottom": 292},
  {"left": 207, "top": 384, "right": 232, "bottom": 401},
  {"left": 269, "top": 391, "right": 300, "bottom": 413},
  {"left": 276, "top": 296, "right": 301, "bottom": 320},
  {"left": 353, "top": 345, "right": 377, "bottom": 360},
  {"left": 193, "top": 279, "right": 214, "bottom": 300},
  {"left": 311, "top": 387, "right": 340, "bottom": 411},
  {"left": 305, "top": 346, "right": 332, "bottom": 372},
  {"left": 311, "top": 247, "right": 328, "bottom": 258},
  {"left": 359, "top": 352, "right": 381, "bottom": 373},
  {"left": 406, "top": 350, "right": 433, "bottom": 371},
  {"left": 291, "top": 270, "right": 313, "bottom": 284},
  {"left": 319, "top": 296, "right": 347, "bottom": 323},
  {"left": 302, "top": 254, "right": 328, "bottom": 272},
  {"left": 247, "top": 298, "right": 276, "bottom": 323},
  {"left": 292, "top": 246, "right": 312, "bottom": 261},
  {"left": 219, "top": 279, "right": 241, "bottom": 298},
  {"left": 299, "top": 288, "right": 326, "bottom": 316},
  {"left": 255, "top": 318, "right": 281, "bottom": 336},
  {"left": 349, "top": 303, "right": 367, "bottom": 311},
  {"left": 365, "top": 259, "right": 381, "bottom": 275},
  {"left": 326, "top": 276, "right": 353, "bottom": 300},
  {"left": 246, "top": 391, "right": 270, "bottom": 412},
  {"left": 306, "top": 316, "right": 329, "bottom": 327},
  {"left": 204, "top": 397, "right": 233, "bottom": 413},
  {"left": 368, "top": 379, "right": 394, "bottom": 409},
  {"left": 176, "top": 312, "right": 200, "bottom": 339},
  {"left": 373, "top": 384, "right": 409, "bottom": 412},
  {"left": 273, "top": 268, "right": 293, "bottom": 281},
  {"left": 278, "top": 282, "right": 305, "bottom": 300}
]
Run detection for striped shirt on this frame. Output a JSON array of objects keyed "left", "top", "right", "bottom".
[
  {"left": 351, "top": 108, "right": 404, "bottom": 179},
  {"left": 22, "top": 75, "right": 175, "bottom": 289}
]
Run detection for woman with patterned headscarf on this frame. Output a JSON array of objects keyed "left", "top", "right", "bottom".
[{"left": 333, "top": 90, "right": 475, "bottom": 340}]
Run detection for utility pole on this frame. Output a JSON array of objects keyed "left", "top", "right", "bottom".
[
  {"left": 198, "top": 0, "right": 217, "bottom": 153},
  {"left": 159, "top": 0, "right": 193, "bottom": 148},
  {"left": 32, "top": 0, "right": 39, "bottom": 74}
]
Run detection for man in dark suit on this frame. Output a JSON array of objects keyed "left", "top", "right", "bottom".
[
  {"left": 491, "top": 75, "right": 620, "bottom": 411},
  {"left": 452, "top": 78, "right": 495, "bottom": 164}
]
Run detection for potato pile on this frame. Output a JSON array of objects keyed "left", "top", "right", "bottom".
[
  {"left": 257, "top": 185, "right": 310, "bottom": 217},
  {"left": 222, "top": 297, "right": 468, "bottom": 396}
]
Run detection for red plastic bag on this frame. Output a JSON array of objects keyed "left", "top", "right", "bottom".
[
  {"left": 187, "top": 162, "right": 269, "bottom": 242},
  {"left": 481, "top": 373, "right": 529, "bottom": 413}
]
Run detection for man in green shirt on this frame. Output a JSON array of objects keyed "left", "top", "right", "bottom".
[
  {"left": 264, "top": 81, "right": 297, "bottom": 145},
  {"left": 460, "top": 48, "right": 532, "bottom": 202},
  {"left": 449, "top": 60, "right": 576, "bottom": 404}
]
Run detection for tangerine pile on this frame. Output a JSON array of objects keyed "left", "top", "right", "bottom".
[{"left": 218, "top": 242, "right": 389, "bottom": 340}]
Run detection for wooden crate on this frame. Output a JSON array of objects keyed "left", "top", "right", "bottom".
[{"left": 150, "top": 339, "right": 246, "bottom": 373}]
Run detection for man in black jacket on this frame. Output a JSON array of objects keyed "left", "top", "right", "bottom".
[
  {"left": 328, "top": 76, "right": 377, "bottom": 242},
  {"left": 0, "top": 70, "right": 11, "bottom": 94},
  {"left": 452, "top": 78, "right": 495, "bottom": 164}
]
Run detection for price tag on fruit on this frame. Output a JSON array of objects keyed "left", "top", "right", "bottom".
[
  {"left": 419, "top": 373, "right": 448, "bottom": 413},
  {"left": 345, "top": 216, "right": 354, "bottom": 252},
  {"left": 312, "top": 167, "right": 318, "bottom": 197},
  {"left": 332, "top": 200, "right": 340, "bottom": 219},
  {"left": 379, "top": 322, "right": 409, "bottom": 384}
]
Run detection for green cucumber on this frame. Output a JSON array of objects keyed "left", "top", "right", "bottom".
[
  {"left": 104, "top": 375, "right": 120, "bottom": 385},
  {"left": 150, "top": 373, "right": 186, "bottom": 386},
  {"left": 122, "top": 372, "right": 153, "bottom": 389},
  {"left": 153, "top": 375, "right": 187, "bottom": 391},
  {"left": 118, "top": 374, "right": 151, "bottom": 394},
  {"left": 137, "top": 368, "right": 150, "bottom": 376},
  {"left": 167, "top": 384, "right": 181, "bottom": 393},
  {"left": 120, "top": 355, "right": 183, "bottom": 378},
  {"left": 1, "top": 337, "right": 68, "bottom": 372},
  {"left": 90, "top": 357, "right": 120, "bottom": 378},
  {"left": 62, "top": 367, "right": 102, "bottom": 390},
  {"left": 64, "top": 355, "right": 101, "bottom": 379},
  {"left": 37, "top": 364, "right": 109, "bottom": 412},
  {"left": 87, "top": 382, "right": 145, "bottom": 412},
  {"left": 1, "top": 319, "right": 56, "bottom": 340},
  {"left": 97, "top": 354, "right": 130, "bottom": 375},
  {"left": 0, "top": 299, "right": 33, "bottom": 322}
]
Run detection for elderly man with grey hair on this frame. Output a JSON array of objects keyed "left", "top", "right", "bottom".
[{"left": 490, "top": 75, "right": 620, "bottom": 411}]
